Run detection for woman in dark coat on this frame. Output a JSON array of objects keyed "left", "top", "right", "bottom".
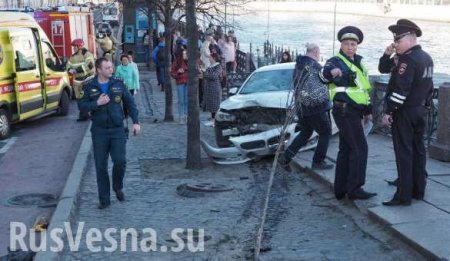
[{"left": 202, "top": 53, "right": 222, "bottom": 120}]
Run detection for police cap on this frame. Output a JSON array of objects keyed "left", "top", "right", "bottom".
[
  {"left": 388, "top": 19, "right": 422, "bottom": 40},
  {"left": 337, "top": 26, "right": 363, "bottom": 44}
]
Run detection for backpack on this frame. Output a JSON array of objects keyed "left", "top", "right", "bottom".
[
  {"left": 294, "top": 62, "right": 330, "bottom": 108},
  {"left": 157, "top": 46, "right": 165, "bottom": 62}
]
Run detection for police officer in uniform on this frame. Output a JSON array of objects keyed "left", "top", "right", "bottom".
[
  {"left": 320, "top": 26, "right": 377, "bottom": 200},
  {"left": 380, "top": 19, "right": 433, "bottom": 206},
  {"left": 78, "top": 57, "right": 141, "bottom": 209},
  {"left": 67, "top": 39, "right": 95, "bottom": 121}
]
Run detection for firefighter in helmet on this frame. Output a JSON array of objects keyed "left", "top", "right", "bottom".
[
  {"left": 96, "top": 28, "right": 117, "bottom": 64},
  {"left": 67, "top": 38, "right": 95, "bottom": 121}
]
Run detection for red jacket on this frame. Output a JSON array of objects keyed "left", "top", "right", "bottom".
[{"left": 170, "top": 59, "right": 188, "bottom": 84}]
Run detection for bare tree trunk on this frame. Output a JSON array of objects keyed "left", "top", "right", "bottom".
[
  {"left": 186, "top": 0, "right": 202, "bottom": 169},
  {"left": 147, "top": 0, "right": 155, "bottom": 69},
  {"left": 163, "top": 0, "right": 174, "bottom": 122}
]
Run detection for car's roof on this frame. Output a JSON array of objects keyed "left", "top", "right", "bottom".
[{"left": 253, "top": 62, "right": 295, "bottom": 72}]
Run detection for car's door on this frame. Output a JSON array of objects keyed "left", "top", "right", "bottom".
[{"left": 10, "top": 27, "right": 44, "bottom": 119}]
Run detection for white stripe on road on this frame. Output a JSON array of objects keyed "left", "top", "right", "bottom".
[{"left": 0, "top": 137, "right": 17, "bottom": 154}]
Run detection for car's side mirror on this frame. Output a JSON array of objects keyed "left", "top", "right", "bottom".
[{"left": 228, "top": 87, "right": 238, "bottom": 96}]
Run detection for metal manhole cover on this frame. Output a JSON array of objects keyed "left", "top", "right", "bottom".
[
  {"left": 185, "top": 183, "right": 233, "bottom": 192},
  {"left": 5, "top": 193, "right": 58, "bottom": 208},
  {"left": 176, "top": 183, "right": 233, "bottom": 198}
]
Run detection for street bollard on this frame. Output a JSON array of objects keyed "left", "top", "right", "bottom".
[{"left": 429, "top": 82, "right": 450, "bottom": 161}]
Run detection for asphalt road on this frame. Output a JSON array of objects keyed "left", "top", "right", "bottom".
[{"left": 0, "top": 101, "right": 89, "bottom": 258}]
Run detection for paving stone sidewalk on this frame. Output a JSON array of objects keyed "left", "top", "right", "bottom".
[
  {"left": 294, "top": 131, "right": 450, "bottom": 260},
  {"left": 57, "top": 68, "right": 263, "bottom": 260},
  {"left": 52, "top": 67, "right": 448, "bottom": 260}
]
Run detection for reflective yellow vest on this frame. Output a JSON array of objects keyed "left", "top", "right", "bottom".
[{"left": 329, "top": 53, "right": 372, "bottom": 105}]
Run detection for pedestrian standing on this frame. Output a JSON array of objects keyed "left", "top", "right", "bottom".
[
  {"left": 142, "top": 30, "right": 150, "bottom": 65},
  {"left": 127, "top": 51, "right": 140, "bottom": 95},
  {"left": 380, "top": 19, "right": 433, "bottom": 206},
  {"left": 171, "top": 49, "right": 189, "bottom": 124},
  {"left": 78, "top": 57, "right": 141, "bottom": 209},
  {"left": 202, "top": 53, "right": 222, "bottom": 124},
  {"left": 219, "top": 34, "right": 236, "bottom": 73},
  {"left": 320, "top": 26, "right": 377, "bottom": 200},
  {"left": 115, "top": 54, "right": 139, "bottom": 95},
  {"left": 280, "top": 51, "right": 292, "bottom": 63},
  {"left": 279, "top": 43, "right": 333, "bottom": 171},
  {"left": 152, "top": 37, "right": 167, "bottom": 91},
  {"left": 200, "top": 34, "right": 213, "bottom": 69}
]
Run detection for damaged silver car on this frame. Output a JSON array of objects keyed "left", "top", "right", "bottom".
[{"left": 201, "top": 62, "right": 338, "bottom": 164}]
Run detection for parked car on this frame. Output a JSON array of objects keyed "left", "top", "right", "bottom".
[
  {"left": 0, "top": 12, "right": 71, "bottom": 139},
  {"left": 201, "top": 62, "right": 338, "bottom": 164}
]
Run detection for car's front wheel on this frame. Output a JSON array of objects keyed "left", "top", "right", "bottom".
[
  {"left": 0, "top": 109, "right": 11, "bottom": 140},
  {"left": 57, "top": 90, "right": 70, "bottom": 116}
]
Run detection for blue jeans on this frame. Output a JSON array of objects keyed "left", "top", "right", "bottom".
[
  {"left": 177, "top": 83, "right": 188, "bottom": 117},
  {"left": 156, "top": 65, "right": 166, "bottom": 85}
]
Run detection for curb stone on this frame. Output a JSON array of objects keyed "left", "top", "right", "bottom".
[
  {"left": 34, "top": 123, "right": 92, "bottom": 261},
  {"left": 290, "top": 157, "right": 446, "bottom": 261}
]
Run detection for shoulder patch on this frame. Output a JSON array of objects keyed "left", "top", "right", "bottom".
[
  {"left": 84, "top": 77, "right": 95, "bottom": 85},
  {"left": 398, "top": 63, "right": 407, "bottom": 75}
]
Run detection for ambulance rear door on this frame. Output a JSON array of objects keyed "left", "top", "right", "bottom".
[{"left": 10, "top": 27, "right": 44, "bottom": 119}]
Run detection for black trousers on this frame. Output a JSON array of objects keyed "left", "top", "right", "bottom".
[
  {"left": 392, "top": 106, "right": 428, "bottom": 203},
  {"left": 92, "top": 127, "right": 127, "bottom": 205},
  {"left": 332, "top": 104, "right": 368, "bottom": 197},
  {"left": 285, "top": 111, "right": 331, "bottom": 164}
]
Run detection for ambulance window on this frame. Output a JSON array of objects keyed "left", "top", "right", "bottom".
[
  {"left": 42, "top": 42, "right": 60, "bottom": 71},
  {"left": 12, "top": 35, "right": 37, "bottom": 72}
]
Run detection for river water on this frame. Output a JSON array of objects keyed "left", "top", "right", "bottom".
[{"left": 234, "top": 11, "right": 450, "bottom": 74}]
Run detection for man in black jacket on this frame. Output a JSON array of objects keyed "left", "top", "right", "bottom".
[
  {"left": 279, "top": 43, "right": 333, "bottom": 171},
  {"left": 379, "top": 19, "right": 433, "bottom": 206}
]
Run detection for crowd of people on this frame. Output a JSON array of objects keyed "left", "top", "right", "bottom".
[{"left": 152, "top": 23, "right": 240, "bottom": 124}]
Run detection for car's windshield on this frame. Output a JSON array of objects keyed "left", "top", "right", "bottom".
[{"left": 239, "top": 69, "right": 294, "bottom": 94}]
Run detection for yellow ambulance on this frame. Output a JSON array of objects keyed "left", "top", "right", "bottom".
[{"left": 0, "top": 12, "right": 71, "bottom": 139}]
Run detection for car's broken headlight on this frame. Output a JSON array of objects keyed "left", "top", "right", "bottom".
[{"left": 216, "top": 110, "right": 236, "bottom": 122}]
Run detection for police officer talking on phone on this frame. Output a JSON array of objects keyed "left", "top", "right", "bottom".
[
  {"left": 380, "top": 19, "right": 433, "bottom": 206},
  {"left": 78, "top": 57, "right": 141, "bottom": 209}
]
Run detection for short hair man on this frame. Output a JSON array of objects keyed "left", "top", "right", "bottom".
[
  {"left": 78, "top": 57, "right": 141, "bottom": 209},
  {"left": 279, "top": 43, "right": 333, "bottom": 172}
]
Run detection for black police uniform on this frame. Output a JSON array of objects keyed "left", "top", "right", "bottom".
[
  {"left": 320, "top": 26, "right": 375, "bottom": 200},
  {"left": 382, "top": 19, "right": 433, "bottom": 205},
  {"left": 78, "top": 76, "right": 139, "bottom": 206}
]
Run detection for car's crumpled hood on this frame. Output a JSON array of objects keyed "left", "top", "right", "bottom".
[{"left": 220, "top": 90, "right": 293, "bottom": 110}]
